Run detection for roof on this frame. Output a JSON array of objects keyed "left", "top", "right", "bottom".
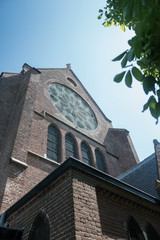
[{"left": 118, "top": 153, "right": 159, "bottom": 198}]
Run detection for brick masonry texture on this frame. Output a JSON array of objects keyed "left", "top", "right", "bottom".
[
  {"left": 0, "top": 70, "right": 36, "bottom": 209},
  {"left": 7, "top": 170, "right": 76, "bottom": 240},
  {"left": 72, "top": 168, "right": 160, "bottom": 239},
  {"left": 5, "top": 166, "right": 160, "bottom": 240},
  {"left": 1, "top": 65, "right": 160, "bottom": 240},
  {"left": 0, "top": 66, "right": 139, "bottom": 212}
]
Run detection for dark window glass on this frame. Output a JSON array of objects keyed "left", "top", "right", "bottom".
[
  {"left": 65, "top": 134, "right": 76, "bottom": 159},
  {"left": 28, "top": 212, "right": 50, "bottom": 240},
  {"left": 128, "top": 217, "right": 145, "bottom": 240},
  {"left": 81, "top": 142, "right": 92, "bottom": 165},
  {"left": 47, "top": 125, "right": 60, "bottom": 162},
  {"left": 95, "top": 150, "right": 105, "bottom": 172}
]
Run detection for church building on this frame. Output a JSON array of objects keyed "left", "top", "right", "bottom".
[{"left": 0, "top": 63, "right": 160, "bottom": 239}]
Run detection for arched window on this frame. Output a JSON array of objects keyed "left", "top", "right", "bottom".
[
  {"left": 65, "top": 134, "right": 77, "bottom": 159},
  {"left": 28, "top": 212, "right": 50, "bottom": 240},
  {"left": 127, "top": 216, "right": 145, "bottom": 240},
  {"left": 47, "top": 125, "right": 60, "bottom": 162},
  {"left": 95, "top": 149, "right": 105, "bottom": 172},
  {"left": 81, "top": 142, "right": 92, "bottom": 166},
  {"left": 146, "top": 223, "right": 160, "bottom": 240}
]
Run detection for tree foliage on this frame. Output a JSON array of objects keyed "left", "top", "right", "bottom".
[{"left": 98, "top": 0, "right": 160, "bottom": 123}]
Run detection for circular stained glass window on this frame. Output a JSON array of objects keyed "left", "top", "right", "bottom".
[{"left": 48, "top": 83, "right": 97, "bottom": 131}]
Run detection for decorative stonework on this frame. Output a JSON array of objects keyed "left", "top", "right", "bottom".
[{"left": 97, "top": 187, "right": 160, "bottom": 217}]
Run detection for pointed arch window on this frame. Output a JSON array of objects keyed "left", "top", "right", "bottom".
[
  {"left": 47, "top": 125, "right": 60, "bottom": 162},
  {"left": 28, "top": 212, "right": 50, "bottom": 240},
  {"left": 146, "top": 223, "right": 160, "bottom": 240},
  {"left": 81, "top": 142, "right": 92, "bottom": 166},
  {"left": 95, "top": 149, "right": 105, "bottom": 172},
  {"left": 65, "top": 134, "right": 77, "bottom": 159},
  {"left": 127, "top": 216, "right": 145, "bottom": 240}
]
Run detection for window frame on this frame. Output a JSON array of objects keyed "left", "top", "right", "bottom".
[
  {"left": 47, "top": 125, "right": 60, "bottom": 163},
  {"left": 81, "top": 141, "right": 92, "bottom": 166},
  {"left": 28, "top": 212, "right": 50, "bottom": 240},
  {"left": 95, "top": 149, "right": 106, "bottom": 172},
  {"left": 65, "top": 133, "right": 77, "bottom": 160},
  {"left": 126, "top": 216, "right": 145, "bottom": 240}
]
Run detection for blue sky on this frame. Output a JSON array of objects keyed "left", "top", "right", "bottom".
[{"left": 0, "top": 0, "right": 159, "bottom": 160}]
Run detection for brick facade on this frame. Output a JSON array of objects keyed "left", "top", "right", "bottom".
[
  {"left": 0, "top": 64, "right": 140, "bottom": 212},
  {"left": 2, "top": 64, "right": 159, "bottom": 239},
  {"left": 5, "top": 158, "right": 160, "bottom": 240}
]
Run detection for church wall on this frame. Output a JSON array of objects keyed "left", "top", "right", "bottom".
[
  {"left": 0, "top": 71, "right": 35, "bottom": 210},
  {"left": 72, "top": 168, "right": 160, "bottom": 239},
  {"left": 24, "top": 152, "right": 58, "bottom": 195},
  {"left": 0, "top": 66, "right": 139, "bottom": 213},
  {"left": 35, "top": 68, "right": 112, "bottom": 144},
  {"left": 0, "top": 163, "right": 26, "bottom": 213},
  {"left": 0, "top": 152, "right": 59, "bottom": 213},
  {"left": 6, "top": 169, "right": 75, "bottom": 240},
  {"left": 11, "top": 71, "right": 40, "bottom": 163},
  {"left": 5, "top": 164, "right": 160, "bottom": 240},
  {"left": 105, "top": 128, "right": 139, "bottom": 177},
  {"left": 96, "top": 190, "right": 160, "bottom": 239}
]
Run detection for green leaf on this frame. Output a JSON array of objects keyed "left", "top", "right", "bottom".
[
  {"left": 134, "top": 22, "right": 143, "bottom": 36},
  {"left": 132, "top": 67, "right": 143, "bottom": 81},
  {"left": 120, "top": 24, "right": 125, "bottom": 32},
  {"left": 131, "top": 36, "right": 142, "bottom": 58},
  {"left": 99, "top": 9, "right": 103, "bottom": 13},
  {"left": 142, "top": 102, "right": 149, "bottom": 112},
  {"left": 114, "top": 71, "right": 126, "bottom": 83},
  {"left": 137, "top": 60, "right": 147, "bottom": 68},
  {"left": 127, "top": 48, "right": 134, "bottom": 62},
  {"left": 128, "top": 39, "right": 132, "bottom": 46},
  {"left": 149, "top": 97, "right": 157, "bottom": 119},
  {"left": 142, "top": 95, "right": 156, "bottom": 113},
  {"left": 104, "top": 21, "right": 111, "bottom": 27},
  {"left": 123, "top": 1, "right": 133, "bottom": 22},
  {"left": 125, "top": 70, "right": 132, "bottom": 88},
  {"left": 143, "top": 76, "right": 156, "bottom": 94},
  {"left": 112, "top": 50, "right": 127, "bottom": 62},
  {"left": 157, "top": 89, "right": 160, "bottom": 98},
  {"left": 121, "top": 53, "right": 128, "bottom": 68},
  {"left": 97, "top": 14, "right": 103, "bottom": 20},
  {"left": 143, "top": 96, "right": 159, "bottom": 120},
  {"left": 156, "top": 101, "right": 160, "bottom": 116}
]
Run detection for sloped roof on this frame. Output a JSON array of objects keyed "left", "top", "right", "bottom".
[{"left": 118, "top": 154, "right": 159, "bottom": 198}]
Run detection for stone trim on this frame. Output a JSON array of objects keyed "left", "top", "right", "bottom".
[
  {"left": 34, "top": 110, "right": 106, "bottom": 148},
  {"left": 10, "top": 157, "right": 28, "bottom": 168},
  {"left": 28, "top": 150, "right": 60, "bottom": 166},
  {"left": 97, "top": 187, "right": 160, "bottom": 217}
]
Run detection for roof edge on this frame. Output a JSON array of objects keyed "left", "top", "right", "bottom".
[
  {"left": 22, "top": 63, "right": 41, "bottom": 74},
  {"left": 4, "top": 157, "right": 160, "bottom": 219}
]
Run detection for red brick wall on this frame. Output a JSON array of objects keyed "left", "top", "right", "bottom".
[
  {"left": 72, "top": 169, "right": 160, "bottom": 239},
  {"left": 6, "top": 167, "right": 160, "bottom": 240},
  {"left": 0, "top": 71, "right": 33, "bottom": 209},
  {"left": 0, "top": 67, "right": 139, "bottom": 214},
  {"left": 0, "top": 152, "right": 58, "bottom": 213},
  {"left": 12, "top": 71, "right": 41, "bottom": 163},
  {"left": 7, "top": 170, "right": 75, "bottom": 240},
  {"left": 105, "top": 128, "right": 139, "bottom": 177}
]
